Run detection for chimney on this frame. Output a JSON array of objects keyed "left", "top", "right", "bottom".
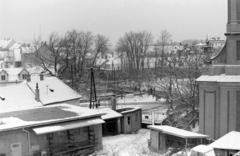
[
  {"left": 40, "top": 74, "right": 44, "bottom": 81},
  {"left": 35, "top": 83, "right": 40, "bottom": 102},
  {"left": 111, "top": 95, "right": 117, "bottom": 110},
  {"left": 27, "top": 74, "right": 31, "bottom": 82}
]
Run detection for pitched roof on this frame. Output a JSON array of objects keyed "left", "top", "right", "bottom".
[
  {"left": 0, "top": 76, "right": 82, "bottom": 112},
  {"left": 0, "top": 104, "right": 105, "bottom": 132},
  {"left": 209, "top": 131, "right": 240, "bottom": 150},
  {"left": 148, "top": 125, "right": 209, "bottom": 138},
  {"left": 0, "top": 84, "right": 42, "bottom": 113},
  {"left": 27, "top": 77, "right": 81, "bottom": 105}
]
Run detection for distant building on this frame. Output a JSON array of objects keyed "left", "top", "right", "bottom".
[
  {"left": 197, "top": 0, "right": 240, "bottom": 140},
  {"left": 0, "top": 68, "right": 29, "bottom": 85},
  {"left": 208, "top": 37, "right": 225, "bottom": 48}
]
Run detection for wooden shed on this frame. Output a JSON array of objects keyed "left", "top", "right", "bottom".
[{"left": 148, "top": 125, "right": 209, "bottom": 154}]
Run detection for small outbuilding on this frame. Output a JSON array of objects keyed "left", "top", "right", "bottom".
[
  {"left": 117, "top": 107, "right": 142, "bottom": 134},
  {"left": 209, "top": 131, "right": 240, "bottom": 156},
  {"left": 99, "top": 108, "right": 122, "bottom": 136},
  {"left": 148, "top": 125, "right": 209, "bottom": 154}
]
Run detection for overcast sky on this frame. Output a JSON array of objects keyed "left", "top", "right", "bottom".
[{"left": 0, "top": 0, "right": 227, "bottom": 46}]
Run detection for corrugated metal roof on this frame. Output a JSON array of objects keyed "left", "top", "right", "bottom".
[
  {"left": 148, "top": 125, "right": 209, "bottom": 138},
  {"left": 209, "top": 131, "right": 240, "bottom": 150}
]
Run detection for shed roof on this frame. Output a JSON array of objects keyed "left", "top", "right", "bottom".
[
  {"left": 0, "top": 84, "right": 42, "bottom": 113},
  {"left": 27, "top": 77, "right": 81, "bottom": 105},
  {"left": 209, "top": 131, "right": 240, "bottom": 150},
  {"left": 148, "top": 125, "right": 209, "bottom": 138},
  {"left": 98, "top": 108, "right": 122, "bottom": 120},
  {"left": 0, "top": 104, "right": 105, "bottom": 132},
  {"left": 191, "top": 145, "right": 213, "bottom": 153}
]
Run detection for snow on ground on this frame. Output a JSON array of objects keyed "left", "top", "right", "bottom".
[{"left": 97, "top": 129, "right": 161, "bottom": 156}]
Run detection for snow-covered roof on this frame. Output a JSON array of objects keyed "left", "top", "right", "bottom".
[
  {"left": 209, "top": 131, "right": 240, "bottom": 150},
  {"left": 0, "top": 84, "right": 42, "bottom": 113},
  {"left": 0, "top": 104, "right": 105, "bottom": 132},
  {"left": 119, "top": 107, "right": 141, "bottom": 114},
  {"left": 191, "top": 145, "right": 213, "bottom": 153},
  {"left": 98, "top": 108, "right": 122, "bottom": 120},
  {"left": 197, "top": 75, "right": 240, "bottom": 83},
  {"left": 0, "top": 38, "right": 16, "bottom": 49},
  {"left": 9, "top": 42, "right": 22, "bottom": 50},
  {"left": 27, "top": 77, "right": 81, "bottom": 105},
  {"left": 148, "top": 125, "right": 209, "bottom": 138},
  {"left": 4, "top": 68, "right": 28, "bottom": 75}
]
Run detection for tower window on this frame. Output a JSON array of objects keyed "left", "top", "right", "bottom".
[{"left": 237, "top": 41, "right": 240, "bottom": 60}]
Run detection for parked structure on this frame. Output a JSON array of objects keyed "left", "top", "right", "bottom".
[
  {"left": 196, "top": 0, "right": 240, "bottom": 140},
  {"left": 148, "top": 125, "right": 209, "bottom": 154},
  {"left": 209, "top": 131, "right": 240, "bottom": 156}
]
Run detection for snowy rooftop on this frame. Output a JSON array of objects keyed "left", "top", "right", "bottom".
[
  {"left": 196, "top": 75, "right": 240, "bottom": 83},
  {"left": 0, "top": 76, "right": 82, "bottom": 112},
  {"left": 0, "top": 84, "right": 42, "bottom": 113},
  {"left": 98, "top": 108, "right": 122, "bottom": 120},
  {"left": 191, "top": 145, "right": 213, "bottom": 153},
  {"left": 0, "top": 104, "right": 105, "bottom": 132},
  {"left": 209, "top": 131, "right": 240, "bottom": 150},
  {"left": 3, "top": 68, "right": 27, "bottom": 75},
  {"left": 148, "top": 125, "right": 209, "bottom": 138},
  {"left": 27, "top": 77, "right": 81, "bottom": 105}
]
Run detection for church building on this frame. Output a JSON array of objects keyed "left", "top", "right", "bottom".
[{"left": 197, "top": 0, "right": 240, "bottom": 140}]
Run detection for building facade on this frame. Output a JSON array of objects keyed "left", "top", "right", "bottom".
[{"left": 197, "top": 0, "right": 240, "bottom": 140}]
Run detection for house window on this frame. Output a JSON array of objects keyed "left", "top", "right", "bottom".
[
  {"left": 127, "top": 116, "right": 131, "bottom": 125},
  {"left": 22, "top": 74, "right": 27, "bottom": 80},
  {"left": 145, "top": 116, "right": 149, "bottom": 119},
  {"left": 1, "top": 75, "right": 5, "bottom": 81},
  {"left": 135, "top": 114, "right": 138, "bottom": 122}
]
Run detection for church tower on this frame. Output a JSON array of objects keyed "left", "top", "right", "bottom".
[{"left": 197, "top": 0, "right": 240, "bottom": 140}]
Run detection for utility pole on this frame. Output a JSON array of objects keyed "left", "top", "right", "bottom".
[{"left": 89, "top": 68, "right": 97, "bottom": 109}]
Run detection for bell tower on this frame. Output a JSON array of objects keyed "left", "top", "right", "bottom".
[{"left": 197, "top": 0, "right": 240, "bottom": 140}]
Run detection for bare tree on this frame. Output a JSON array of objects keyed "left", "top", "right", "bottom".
[
  {"left": 33, "top": 32, "right": 66, "bottom": 76},
  {"left": 116, "top": 31, "right": 153, "bottom": 84},
  {"left": 155, "top": 30, "right": 171, "bottom": 78}
]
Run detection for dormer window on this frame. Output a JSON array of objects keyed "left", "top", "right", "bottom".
[{"left": 22, "top": 74, "right": 27, "bottom": 80}]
